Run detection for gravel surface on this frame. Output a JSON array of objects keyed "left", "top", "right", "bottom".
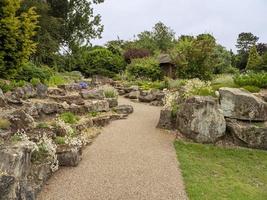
[{"left": 38, "top": 97, "right": 187, "bottom": 200}]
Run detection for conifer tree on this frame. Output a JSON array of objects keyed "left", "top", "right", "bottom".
[
  {"left": 246, "top": 46, "right": 263, "bottom": 71},
  {"left": 0, "top": 0, "right": 38, "bottom": 78}
]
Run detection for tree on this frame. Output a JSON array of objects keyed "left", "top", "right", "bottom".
[
  {"left": 235, "top": 32, "right": 259, "bottom": 70},
  {"left": 172, "top": 34, "right": 216, "bottom": 80},
  {"left": 0, "top": 0, "right": 38, "bottom": 78},
  {"left": 212, "top": 45, "right": 233, "bottom": 74},
  {"left": 246, "top": 46, "right": 263, "bottom": 71},
  {"left": 256, "top": 43, "right": 267, "bottom": 56},
  {"left": 236, "top": 32, "right": 259, "bottom": 54},
  {"left": 136, "top": 22, "right": 175, "bottom": 53},
  {"left": 21, "top": 0, "right": 104, "bottom": 66}
]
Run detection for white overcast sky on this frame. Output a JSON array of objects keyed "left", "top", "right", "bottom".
[{"left": 92, "top": 0, "right": 267, "bottom": 51}]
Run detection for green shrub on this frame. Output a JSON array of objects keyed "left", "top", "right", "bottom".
[
  {"left": 165, "top": 78, "right": 187, "bottom": 90},
  {"left": 16, "top": 63, "right": 54, "bottom": 83},
  {"left": 234, "top": 72, "right": 267, "bottom": 88},
  {"left": 54, "top": 136, "right": 66, "bottom": 145},
  {"left": 0, "top": 80, "right": 26, "bottom": 93},
  {"left": 88, "top": 111, "right": 99, "bottom": 117},
  {"left": 0, "top": 118, "right": 11, "bottom": 130},
  {"left": 59, "top": 112, "right": 79, "bottom": 124},
  {"left": 36, "top": 122, "right": 49, "bottom": 129},
  {"left": 30, "top": 78, "right": 41, "bottom": 86},
  {"left": 80, "top": 48, "right": 126, "bottom": 77},
  {"left": 126, "top": 57, "right": 162, "bottom": 81},
  {"left": 45, "top": 74, "right": 68, "bottom": 87},
  {"left": 211, "top": 75, "right": 238, "bottom": 91},
  {"left": 242, "top": 85, "right": 261, "bottom": 93}
]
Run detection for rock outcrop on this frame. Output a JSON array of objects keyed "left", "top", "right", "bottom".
[
  {"left": 176, "top": 96, "right": 226, "bottom": 143},
  {"left": 219, "top": 88, "right": 267, "bottom": 121},
  {"left": 226, "top": 119, "right": 267, "bottom": 150}
]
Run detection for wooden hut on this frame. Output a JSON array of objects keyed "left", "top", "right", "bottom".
[{"left": 158, "top": 54, "right": 176, "bottom": 78}]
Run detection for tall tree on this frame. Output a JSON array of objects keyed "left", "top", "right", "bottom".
[
  {"left": 21, "top": 0, "right": 104, "bottom": 66},
  {"left": 0, "top": 0, "right": 38, "bottom": 78},
  {"left": 236, "top": 32, "right": 259, "bottom": 54},
  {"left": 235, "top": 32, "right": 259, "bottom": 70},
  {"left": 246, "top": 45, "right": 263, "bottom": 71},
  {"left": 136, "top": 22, "right": 175, "bottom": 53}
]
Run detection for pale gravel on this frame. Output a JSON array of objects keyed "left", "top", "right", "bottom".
[{"left": 38, "top": 97, "right": 187, "bottom": 200}]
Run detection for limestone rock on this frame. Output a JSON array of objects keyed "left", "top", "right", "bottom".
[
  {"left": 92, "top": 100, "right": 110, "bottom": 112},
  {"left": 0, "top": 141, "right": 36, "bottom": 179},
  {"left": 157, "top": 109, "right": 175, "bottom": 130},
  {"left": 106, "top": 98, "right": 118, "bottom": 108},
  {"left": 92, "top": 116, "right": 110, "bottom": 127},
  {"left": 57, "top": 145, "right": 82, "bottom": 167},
  {"left": 226, "top": 119, "right": 267, "bottom": 150},
  {"left": 51, "top": 94, "right": 84, "bottom": 105},
  {"left": 113, "top": 105, "right": 134, "bottom": 115},
  {"left": 8, "top": 110, "right": 35, "bottom": 131},
  {"left": 47, "top": 88, "right": 66, "bottom": 96},
  {"left": 177, "top": 96, "right": 226, "bottom": 143},
  {"left": 80, "top": 89, "right": 104, "bottom": 100},
  {"left": 36, "top": 84, "right": 48, "bottom": 99},
  {"left": 219, "top": 88, "right": 267, "bottom": 121},
  {"left": 128, "top": 91, "right": 140, "bottom": 99}
]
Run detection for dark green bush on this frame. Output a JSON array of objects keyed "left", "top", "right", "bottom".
[
  {"left": 15, "top": 62, "right": 54, "bottom": 83},
  {"left": 126, "top": 57, "right": 162, "bottom": 81},
  {"left": 234, "top": 72, "right": 267, "bottom": 88},
  {"left": 80, "top": 48, "right": 126, "bottom": 77}
]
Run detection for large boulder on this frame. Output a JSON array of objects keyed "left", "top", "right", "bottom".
[
  {"left": 157, "top": 109, "right": 175, "bottom": 130},
  {"left": 51, "top": 94, "right": 84, "bottom": 105},
  {"left": 106, "top": 98, "right": 118, "bottom": 108},
  {"left": 113, "top": 105, "right": 134, "bottom": 115},
  {"left": 80, "top": 89, "right": 104, "bottom": 100},
  {"left": 128, "top": 91, "right": 140, "bottom": 99},
  {"left": 92, "top": 100, "right": 110, "bottom": 112},
  {"left": 57, "top": 145, "right": 82, "bottom": 167},
  {"left": 219, "top": 88, "right": 267, "bottom": 121},
  {"left": 8, "top": 110, "right": 35, "bottom": 131},
  {"left": 139, "top": 94, "right": 156, "bottom": 103},
  {"left": 35, "top": 102, "right": 64, "bottom": 115},
  {"left": 36, "top": 83, "right": 48, "bottom": 99},
  {"left": 177, "top": 96, "right": 226, "bottom": 143},
  {"left": 0, "top": 141, "right": 36, "bottom": 178},
  {"left": 226, "top": 119, "right": 267, "bottom": 150}
]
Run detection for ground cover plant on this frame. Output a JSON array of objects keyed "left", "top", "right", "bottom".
[{"left": 174, "top": 141, "right": 267, "bottom": 200}]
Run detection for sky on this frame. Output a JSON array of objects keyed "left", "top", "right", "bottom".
[{"left": 92, "top": 0, "right": 267, "bottom": 51}]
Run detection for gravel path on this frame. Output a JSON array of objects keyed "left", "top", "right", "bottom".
[{"left": 38, "top": 97, "right": 187, "bottom": 200}]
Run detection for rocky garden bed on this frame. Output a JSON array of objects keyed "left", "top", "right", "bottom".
[{"left": 0, "top": 80, "right": 133, "bottom": 200}]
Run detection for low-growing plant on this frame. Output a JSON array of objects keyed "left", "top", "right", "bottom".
[
  {"left": 89, "top": 111, "right": 100, "bottom": 117},
  {"left": 10, "top": 132, "right": 29, "bottom": 143},
  {"left": 0, "top": 118, "right": 11, "bottom": 130},
  {"left": 101, "top": 85, "right": 118, "bottom": 98},
  {"left": 30, "top": 78, "right": 41, "bottom": 87},
  {"left": 59, "top": 112, "right": 79, "bottom": 124},
  {"left": 0, "top": 80, "right": 27, "bottom": 93},
  {"left": 45, "top": 74, "right": 68, "bottom": 87},
  {"left": 242, "top": 85, "right": 261, "bottom": 93},
  {"left": 36, "top": 122, "right": 49, "bottom": 129},
  {"left": 234, "top": 72, "right": 267, "bottom": 88},
  {"left": 183, "top": 79, "right": 215, "bottom": 98},
  {"left": 171, "top": 104, "right": 180, "bottom": 118},
  {"left": 54, "top": 136, "right": 66, "bottom": 145}
]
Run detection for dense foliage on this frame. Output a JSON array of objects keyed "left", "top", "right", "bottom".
[
  {"left": 171, "top": 34, "right": 217, "bottom": 80},
  {"left": 0, "top": 0, "right": 38, "bottom": 79},
  {"left": 126, "top": 57, "right": 162, "bottom": 81},
  {"left": 123, "top": 48, "right": 151, "bottom": 63},
  {"left": 79, "top": 48, "right": 126, "bottom": 77},
  {"left": 234, "top": 72, "right": 267, "bottom": 88}
]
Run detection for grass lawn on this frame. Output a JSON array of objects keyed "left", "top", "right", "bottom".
[{"left": 174, "top": 141, "right": 267, "bottom": 200}]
